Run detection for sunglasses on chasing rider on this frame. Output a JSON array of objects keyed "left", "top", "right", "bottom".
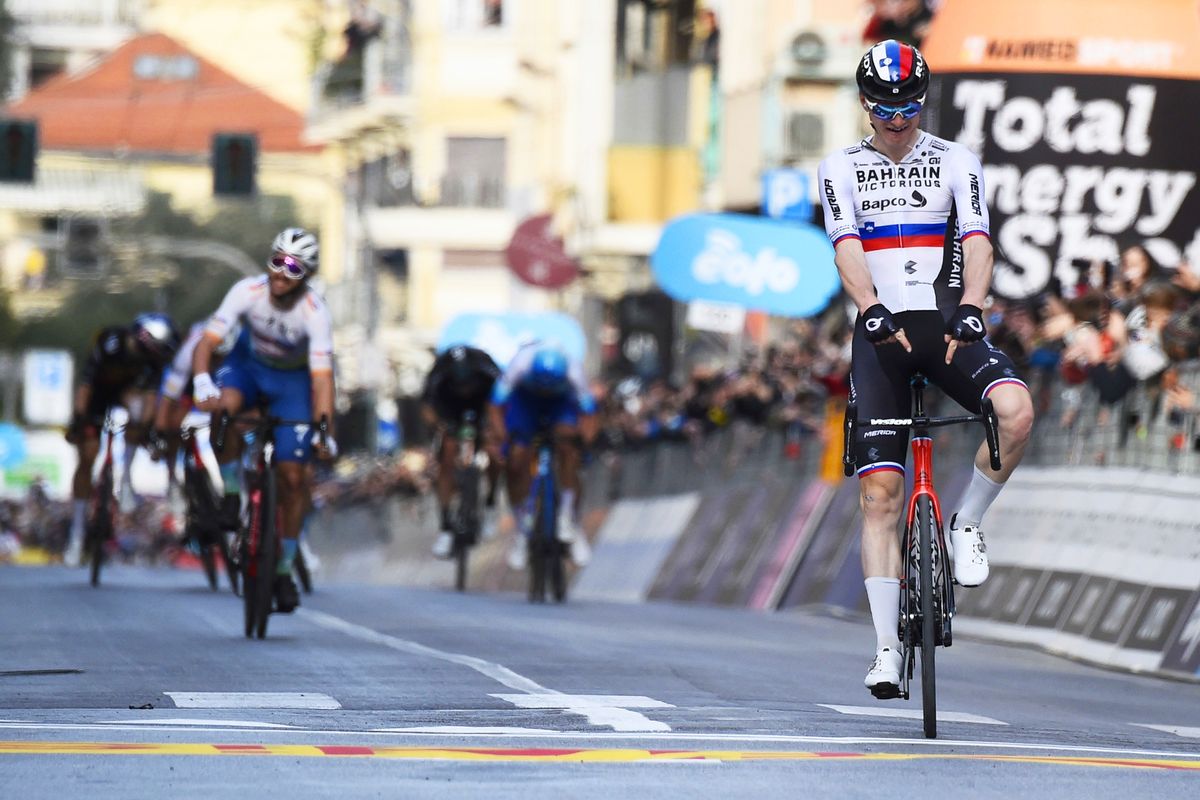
[
  {"left": 865, "top": 98, "right": 923, "bottom": 121},
  {"left": 267, "top": 253, "right": 308, "bottom": 280}
]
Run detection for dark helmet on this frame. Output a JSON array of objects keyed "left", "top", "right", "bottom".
[
  {"left": 131, "top": 313, "right": 182, "bottom": 366},
  {"left": 856, "top": 39, "right": 929, "bottom": 105}
]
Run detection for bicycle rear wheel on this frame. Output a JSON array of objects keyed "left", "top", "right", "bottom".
[
  {"left": 528, "top": 488, "right": 547, "bottom": 603},
  {"left": 917, "top": 493, "right": 937, "bottom": 739}
]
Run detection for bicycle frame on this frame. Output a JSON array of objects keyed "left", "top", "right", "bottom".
[
  {"left": 525, "top": 429, "right": 566, "bottom": 603},
  {"left": 87, "top": 417, "right": 121, "bottom": 587},
  {"left": 214, "top": 411, "right": 327, "bottom": 639},
  {"left": 450, "top": 410, "right": 484, "bottom": 591},
  {"left": 843, "top": 374, "right": 1002, "bottom": 739}
]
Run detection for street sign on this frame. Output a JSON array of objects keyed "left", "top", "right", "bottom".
[
  {"left": 22, "top": 349, "right": 73, "bottom": 426},
  {"left": 762, "top": 168, "right": 812, "bottom": 221},
  {"left": 686, "top": 300, "right": 746, "bottom": 334}
]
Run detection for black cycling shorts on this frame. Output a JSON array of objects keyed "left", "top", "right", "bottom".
[{"left": 849, "top": 310, "right": 1026, "bottom": 478}]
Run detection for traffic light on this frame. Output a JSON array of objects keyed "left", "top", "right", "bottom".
[
  {"left": 0, "top": 120, "right": 38, "bottom": 183},
  {"left": 212, "top": 132, "right": 257, "bottom": 196}
]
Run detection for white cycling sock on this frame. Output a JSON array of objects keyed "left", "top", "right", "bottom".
[
  {"left": 865, "top": 577, "right": 901, "bottom": 651},
  {"left": 70, "top": 499, "right": 87, "bottom": 542},
  {"left": 559, "top": 489, "right": 576, "bottom": 519},
  {"left": 956, "top": 465, "right": 1004, "bottom": 527}
]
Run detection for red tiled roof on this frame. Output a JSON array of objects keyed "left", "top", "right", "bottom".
[{"left": 8, "top": 33, "right": 317, "bottom": 155}]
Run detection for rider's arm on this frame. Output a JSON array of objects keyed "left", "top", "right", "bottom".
[
  {"left": 306, "top": 289, "right": 336, "bottom": 439},
  {"left": 950, "top": 144, "right": 993, "bottom": 309},
  {"left": 817, "top": 156, "right": 878, "bottom": 314}
]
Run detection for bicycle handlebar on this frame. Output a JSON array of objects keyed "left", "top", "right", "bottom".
[
  {"left": 213, "top": 411, "right": 329, "bottom": 455},
  {"left": 842, "top": 402, "right": 1003, "bottom": 476}
]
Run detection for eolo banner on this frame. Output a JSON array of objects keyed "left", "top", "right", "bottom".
[{"left": 922, "top": 0, "right": 1200, "bottom": 298}]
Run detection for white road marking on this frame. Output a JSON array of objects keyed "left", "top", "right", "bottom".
[
  {"left": 493, "top": 694, "right": 674, "bottom": 733},
  {"left": 298, "top": 608, "right": 675, "bottom": 732},
  {"left": 373, "top": 726, "right": 560, "bottom": 735},
  {"left": 818, "top": 704, "right": 1007, "bottom": 726},
  {"left": 3, "top": 719, "right": 1200, "bottom": 761},
  {"left": 165, "top": 692, "right": 341, "bottom": 710},
  {"left": 100, "top": 718, "right": 298, "bottom": 729},
  {"left": 299, "top": 609, "right": 554, "bottom": 695},
  {"left": 1132, "top": 724, "right": 1200, "bottom": 738}
]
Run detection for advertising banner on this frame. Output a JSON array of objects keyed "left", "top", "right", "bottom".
[
  {"left": 437, "top": 311, "right": 586, "bottom": 367},
  {"left": 651, "top": 213, "right": 839, "bottom": 317},
  {"left": 922, "top": 0, "right": 1200, "bottom": 298}
]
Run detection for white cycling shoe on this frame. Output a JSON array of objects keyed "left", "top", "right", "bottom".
[
  {"left": 431, "top": 531, "right": 454, "bottom": 560},
  {"left": 506, "top": 537, "right": 528, "bottom": 571},
  {"left": 557, "top": 513, "right": 591, "bottom": 567},
  {"left": 298, "top": 537, "right": 322, "bottom": 573},
  {"left": 948, "top": 514, "right": 989, "bottom": 587},
  {"left": 864, "top": 647, "right": 903, "bottom": 699},
  {"left": 63, "top": 535, "right": 83, "bottom": 568}
]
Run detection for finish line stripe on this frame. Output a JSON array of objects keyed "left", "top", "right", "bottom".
[{"left": 1, "top": 742, "right": 1199, "bottom": 769}]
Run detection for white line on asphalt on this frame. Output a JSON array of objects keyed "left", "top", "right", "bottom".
[
  {"left": 3, "top": 720, "right": 1200, "bottom": 760},
  {"left": 493, "top": 694, "right": 674, "bottom": 733},
  {"left": 818, "top": 704, "right": 1006, "bottom": 726},
  {"left": 99, "top": 718, "right": 299, "bottom": 728},
  {"left": 299, "top": 609, "right": 555, "bottom": 695},
  {"left": 1132, "top": 724, "right": 1200, "bottom": 738},
  {"left": 165, "top": 693, "right": 341, "bottom": 710},
  {"left": 373, "top": 726, "right": 560, "bottom": 734},
  {"left": 299, "top": 609, "right": 677, "bottom": 732}
]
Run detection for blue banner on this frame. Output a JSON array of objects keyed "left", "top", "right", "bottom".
[
  {"left": 0, "top": 423, "right": 27, "bottom": 469},
  {"left": 438, "top": 312, "right": 587, "bottom": 367},
  {"left": 651, "top": 213, "right": 838, "bottom": 318}
]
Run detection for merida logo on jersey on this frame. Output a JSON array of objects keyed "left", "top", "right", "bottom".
[
  {"left": 823, "top": 179, "right": 842, "bottom": 220},
  {"left": 691, "top": 229, "right": 800, "bottom": 296},
  {"left": 856, "top": 165, "right": 940, "bottom": 190},
  {"left": 969, "top": 174, "right": 982, "bottom": 216}
]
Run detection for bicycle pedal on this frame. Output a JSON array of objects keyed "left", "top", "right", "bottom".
[{"left": 869, "top": 682, "right": 902, "bottom": 700}]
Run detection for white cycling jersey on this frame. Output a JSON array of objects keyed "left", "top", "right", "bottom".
[
  {"left": 204, "top": 276, "right": 333, "bottom": 372},
  {"left": 817, "top": 131, "right": 990, "bottom": 314}
]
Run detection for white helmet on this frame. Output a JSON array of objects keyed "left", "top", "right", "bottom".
[{"left": 269, "top": 227, "right": 319, "bottom": 276}]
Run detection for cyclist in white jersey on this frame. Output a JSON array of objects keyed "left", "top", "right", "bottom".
[
  {"left": 818, "top": 40, "right": 1035, "bottom": 699},
  {"left": 148, "top": 320, "right": 242, "bottom": 509},
  {"left": 192, "top": 228, "right": 337, "bottom": 613}
]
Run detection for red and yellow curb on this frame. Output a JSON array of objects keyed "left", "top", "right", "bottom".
[{"left": 2, "top": 742, "right": 1199, "bottom": 769}]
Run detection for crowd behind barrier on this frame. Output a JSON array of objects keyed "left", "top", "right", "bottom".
[{"left": 8, "top": 239, "right": 1200, "bottom": 561}]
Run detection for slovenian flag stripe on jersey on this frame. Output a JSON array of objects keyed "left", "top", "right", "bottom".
[{"left": 859, "top": 222, "right": 946, "bottom": 252}]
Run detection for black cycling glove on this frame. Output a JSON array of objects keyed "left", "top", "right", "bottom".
[
  {"left": 861, "top": 303, "right": 901, "bottom": 344},
  {"left": 945, "top": 304, "right": 987, "bottom": 343}
]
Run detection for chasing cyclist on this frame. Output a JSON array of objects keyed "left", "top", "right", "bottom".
[
  {"left": 818, "top": 40, "right": 1034, "bottom": 698},
  {"left": 487, "top": 342, "right": 596, "bottom": 570},
  {"left": 421, "top": 344, "right": 503, "bottom": 559},
  {"left": 149, "top": 319, "right": 243, "bottom": 508},
  {"left": 63, "top": 313, "right": 182, "bottom": 567},
  {"left": 192, "top": 227, "right": 337, "bottom": 614}
]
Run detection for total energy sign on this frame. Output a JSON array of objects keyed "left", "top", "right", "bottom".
[{"left": 921, "top": 0, "right": 1200, "bottom": 298}]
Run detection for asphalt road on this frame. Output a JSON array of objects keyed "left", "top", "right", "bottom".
[{"left": 2, "top": 564, "right": 1199, "bottom": 799}]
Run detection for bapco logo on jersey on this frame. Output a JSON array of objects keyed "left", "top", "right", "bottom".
[
  {"left": 861, "top": 190, "right": 929, "bottom": 213},
  {"left": 691, "top": 229, "right": 800, "bottom": 296}
]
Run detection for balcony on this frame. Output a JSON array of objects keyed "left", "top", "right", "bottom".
[
  {"left": 9, "top": 0, "right": 140, "bottom": 27},
  {"left": 306, "top": 36, "right": 414, "bottom": 144}
]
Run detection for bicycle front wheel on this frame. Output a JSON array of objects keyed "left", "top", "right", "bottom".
[
  {"left": 88, "top": 472, "right": 114, "bottom": 588},
  {"left": 917, "top": 493, "right": 937, "bottom": 739},
  {"left": 254, "top": 469, "right": 279, "bottom": 640}
]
